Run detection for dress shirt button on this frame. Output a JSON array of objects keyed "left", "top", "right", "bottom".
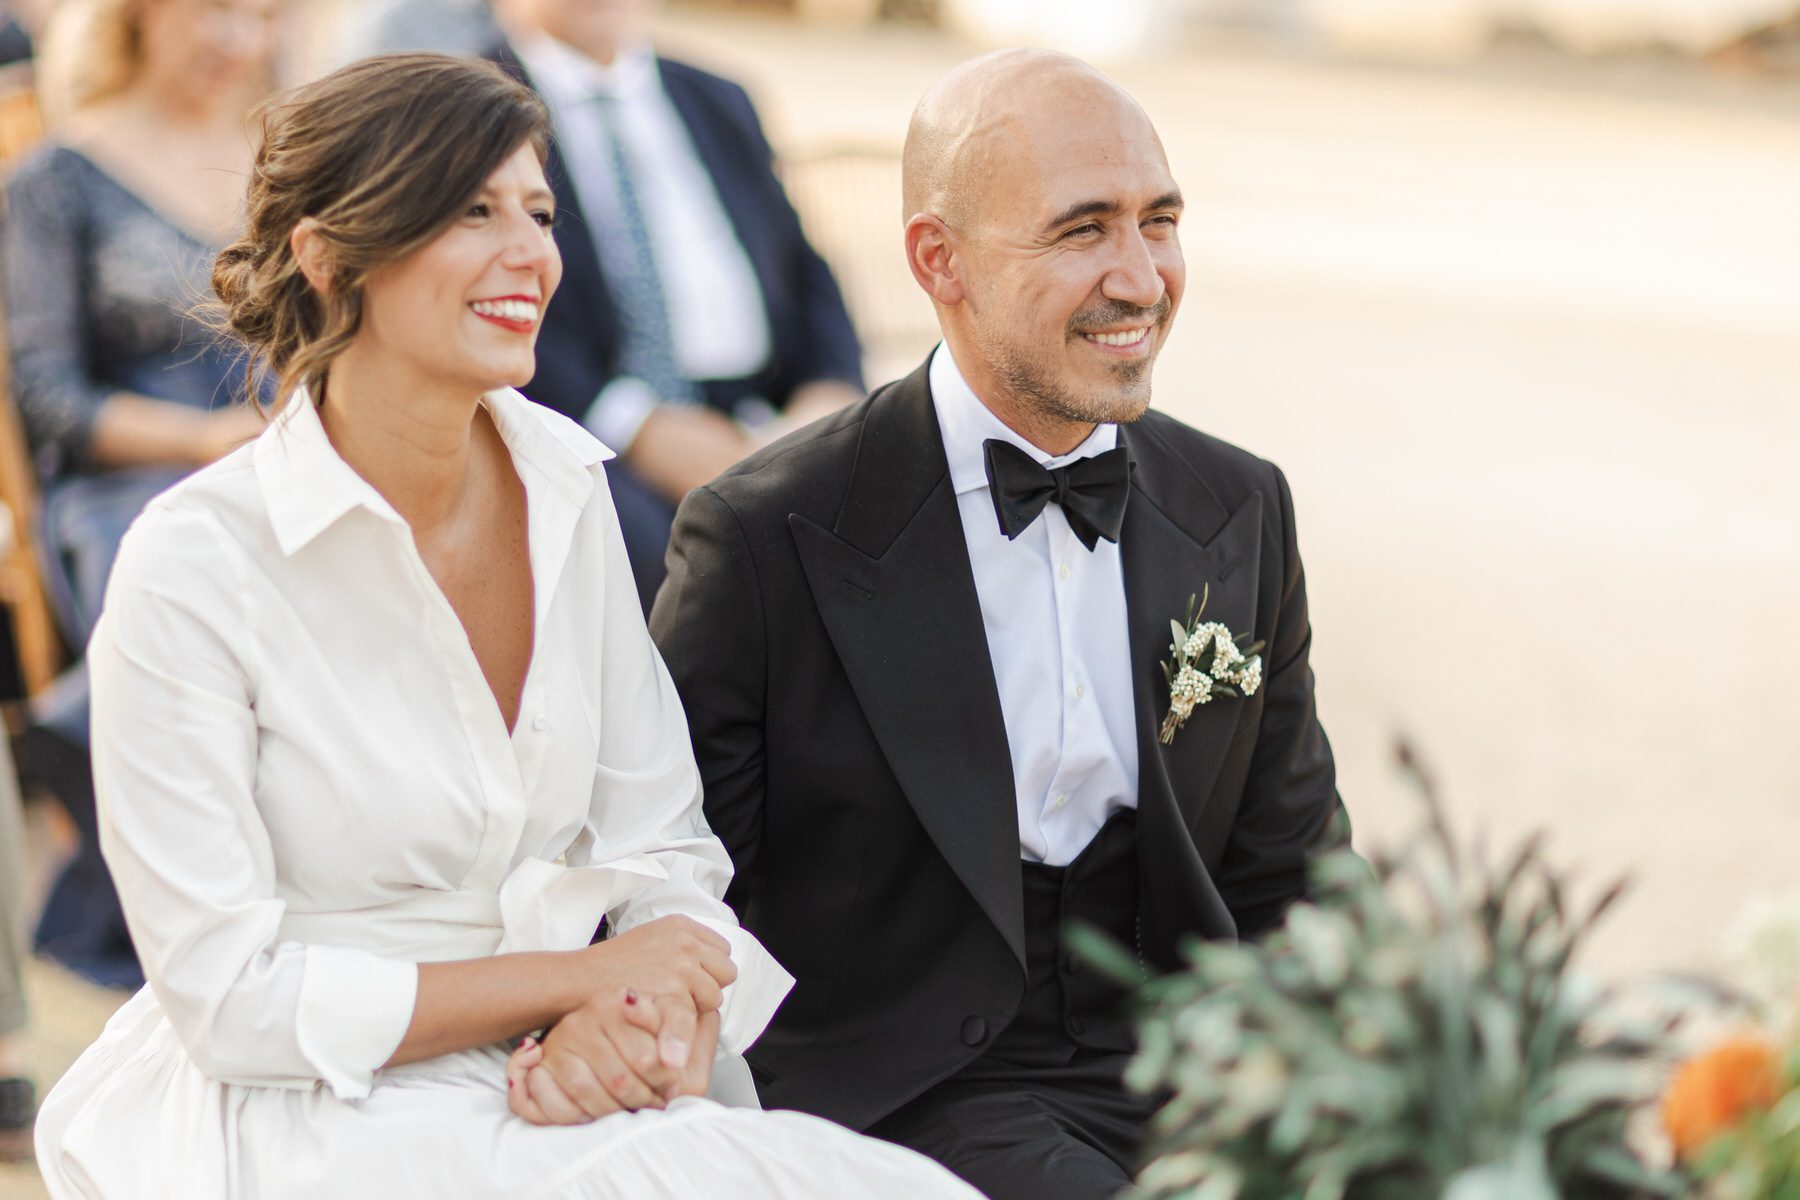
[
  {"left": 1057, "top": 563, "right": 1071, "bottom": 582},
  {"left": 960, "top": 1015, "right": 988, "bottom": 1046},
  {"left": 1052, "top": 794, "right": 1068, "bottom": 812},
  {"left": 1074, "top": 682, "right": 1085, "bottom": 700},
  {"left": 532, "top": 714, "right": 548, "bottom": 732}
]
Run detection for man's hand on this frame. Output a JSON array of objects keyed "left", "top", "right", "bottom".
[
  {"left": 625, "top": 405, "right": 754, "bottom": 503},
  {"left": 196, "top": 405, "right": 268, "bottom": 465},
  {"left": 747, "top": 380, "right": 861, "bottom": 449}
]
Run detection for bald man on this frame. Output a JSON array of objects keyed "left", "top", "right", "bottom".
[{"left": 651, "top": 50, "right": 1345, "bottom": 1199}]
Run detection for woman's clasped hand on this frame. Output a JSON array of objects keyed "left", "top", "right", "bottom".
[{"left": 506, "top": 915, "right": 736, "bottom": 1124}]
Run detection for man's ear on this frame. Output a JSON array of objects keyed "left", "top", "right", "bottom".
[
  {"left": 289, "top": 219, "right": 334, "bottom": 294},
  {"left": 904, "top": 214, "right": 965, "bottom": 307}
]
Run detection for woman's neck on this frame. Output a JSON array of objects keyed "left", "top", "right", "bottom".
[{"left": 317, "top": 349, "right": 489, "bottom": 536}]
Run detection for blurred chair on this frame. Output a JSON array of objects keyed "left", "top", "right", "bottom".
[
  {"left": 0, "top": 63, "right": 63, "bottom": 702},
  {"left": 780, "top": 145, "right": 940, "bottom": 384}
]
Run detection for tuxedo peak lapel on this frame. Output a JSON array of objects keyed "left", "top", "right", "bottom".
[
  {"left": 1118, "top": 418, "right": 1265, "bottom": 951},
  {"left": 790, "top": 364, "right": 1025, "bottom": 968}
]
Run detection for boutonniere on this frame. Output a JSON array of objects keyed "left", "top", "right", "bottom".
[{"left": 1159, "top": 585, "right": 1264, "bottom": 745}]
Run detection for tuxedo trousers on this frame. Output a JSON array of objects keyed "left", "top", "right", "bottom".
[{"left": 869, "top": 812, "right": 1156, "bottom": 1200}]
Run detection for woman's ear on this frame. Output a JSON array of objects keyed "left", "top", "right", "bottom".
[{"left": 289, "top": 219, "right": 334, "bottom": 294}]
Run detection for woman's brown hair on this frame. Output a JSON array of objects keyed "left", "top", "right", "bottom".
[{"left": 212, "top": 53, "right": 551, "bottom": 408}]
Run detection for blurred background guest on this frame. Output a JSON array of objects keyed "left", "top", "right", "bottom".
[
  {"left": 489, "top": 0, "right": 865, "bottom": 611},
  {"left": 349, "top": 0, "right": 499, "bottom": 58},
  {"left": 0, "top": 747, "right": 31, "bottom": 1161},
  {"left": 1, "top": 0, "right": 277, "bottom": 989}
]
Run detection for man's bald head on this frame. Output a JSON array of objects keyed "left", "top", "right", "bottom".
[
  {"left": 899, "top": 50, "right": 1185, "bottom": 455},
  {"left": 901, "top": 49, "right": 1158, "bottom": 234}
]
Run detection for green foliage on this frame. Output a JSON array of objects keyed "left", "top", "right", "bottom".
[
  {"left": 1093, "top": 772, "right": 1691, "bottom": 1200},
  {"left": 1688, "top": 1041, "right": 1800, "bottom": 1200}
]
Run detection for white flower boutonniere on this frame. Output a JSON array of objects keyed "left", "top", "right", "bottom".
[{"left": 1159, "top": 585, "right": 1264, "bottom": 745}]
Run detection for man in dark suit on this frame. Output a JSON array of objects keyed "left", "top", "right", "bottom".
[
  {"left": 489, "top": 0, "right": 864, "bottom": 609},
  {"left": 651, "top": 49, "right": 1346, "bottom": 1200}
]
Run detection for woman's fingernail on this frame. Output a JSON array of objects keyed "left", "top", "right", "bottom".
[
  {"left": 520, "top": 1035, "right": 537, "bottom": 1049},
  {"left": 624, "top": 989, "right": 638, "bottom": 1006}
]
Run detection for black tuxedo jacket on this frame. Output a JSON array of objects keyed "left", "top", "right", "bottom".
[
  {"left": 650, "top": 360, "right": 1344, "bottom": 1131},
  {"left": 486, "top": 42, "right": 864, "bottom": 419}
]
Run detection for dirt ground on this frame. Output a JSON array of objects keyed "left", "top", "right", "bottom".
[{"left": 5, "top": 8, "right": 1797, "bottom": 1196}]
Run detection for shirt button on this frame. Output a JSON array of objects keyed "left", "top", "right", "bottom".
[
  {"left": 532, "top": 714, "right": 549, "bottom": 731},
  {"left": 1058, "top": 563, "right": 1070, "bottom": 582},
  {"left": 1074, "top": 682, "right": 1085, "bottom": 700},
  {"left": 1053, "top": 794, "right": 1068, "bottom": 812},
  {"left": 960, "top": 1015, "right": 988, "bottom": 1046}
]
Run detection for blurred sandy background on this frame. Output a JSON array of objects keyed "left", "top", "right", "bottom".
[{"left": 5, "top": 3, "right": 1798, "bottom": 1195}]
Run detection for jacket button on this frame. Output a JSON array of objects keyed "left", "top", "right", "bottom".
[
  {"left": 1061, "top": 952, "right": 1078, "bottom": 975},
  {"left": 960, "top": 1015, "right": 987, "bottom": 1046},
  {"left": 1068, "top": 1015, "right": 1087, "bottom": 1037}
]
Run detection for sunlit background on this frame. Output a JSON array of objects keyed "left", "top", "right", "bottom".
[{"left": 4, "top": 1, "right": 1798, "bottom": 1193}]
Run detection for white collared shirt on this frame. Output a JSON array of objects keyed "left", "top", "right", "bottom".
[
  {"left": 513, "top": 33, "right": 772, "bottom": 449},
  {"left": 929, "top": 345, "right": 1140, "bottom": 867},
  {"left": 86, "top": 390, "right": 791, "bottom": 1099}
]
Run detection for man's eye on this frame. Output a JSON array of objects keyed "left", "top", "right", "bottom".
[{"left": 1066, "top": 223, "right": 1102, "bottom": 239}]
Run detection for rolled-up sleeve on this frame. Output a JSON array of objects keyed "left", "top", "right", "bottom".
[
  {"left": 573, "top": 489, "right": 793, "bottom": 1056},
  {"left": 90, "top": 503, "right": 417, "bottom": 1098}
]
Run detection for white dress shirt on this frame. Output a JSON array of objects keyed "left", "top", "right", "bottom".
[
  {"left": 930, "top": 345, "right": 1140, "bottom": 867},
  {"left": 514, "top": 34, "right": 773, "bottom": 450},
  {"left": 31, "top": 391, "right": 987, "bottom": 1199}
]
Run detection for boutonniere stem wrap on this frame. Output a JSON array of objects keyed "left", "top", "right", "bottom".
[{"left": 1159, "top": 585, "right": 1264, "bottom": 745}]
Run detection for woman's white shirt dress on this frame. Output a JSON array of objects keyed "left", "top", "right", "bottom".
[{"left": 34, "top": 390, "right": 979, "bottom": 1200}]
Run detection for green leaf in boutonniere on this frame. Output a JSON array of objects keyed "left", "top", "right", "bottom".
[{"left": 1159, "top": 584, "right": 1263, "bottom": 745}]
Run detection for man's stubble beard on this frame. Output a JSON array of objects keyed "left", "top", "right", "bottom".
[{"left": 977, "top": 296, "right": 1171, "bottom": 429}]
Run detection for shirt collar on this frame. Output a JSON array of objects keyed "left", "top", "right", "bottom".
[
  {"left": 254, "top": 386, "right": 613, "bottom": 558},
  {"left": 510, "top": 30, "right": 657, "bottom": 108},
  {"left": 928, "top": 342, "right": 1119, "bottom": 500}
]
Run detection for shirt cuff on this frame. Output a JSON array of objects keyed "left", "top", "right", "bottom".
[
  {"left": 584, "top": 376, "right": 661, "bottom": 454},
  {"left": 294, "top": 945, "right": 418, "bottom": 1100},
  {"left": 691, "top": 916, "right": 794, "bottom": 1057}
]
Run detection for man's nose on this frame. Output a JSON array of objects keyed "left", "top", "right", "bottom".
[{"left": 1101, "top": 227, "right": 1165, "bottom": 309}]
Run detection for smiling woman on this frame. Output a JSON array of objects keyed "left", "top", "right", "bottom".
[{"left": 29, "top": 52, "right": 980, "bottom": 1200}]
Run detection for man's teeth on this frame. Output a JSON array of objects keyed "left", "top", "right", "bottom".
[
  {"left": 471, "top": 299, "right": 537, "bottom": 323},
  {"left": 1083, "top": 328, "right": 1148, "bottom": 347}
]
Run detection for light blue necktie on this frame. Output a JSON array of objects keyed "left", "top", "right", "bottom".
[{"left": 588, "top": 93, "right": 697, "bottom": 405}]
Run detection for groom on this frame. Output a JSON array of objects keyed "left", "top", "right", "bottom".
[{"left": 650, "top": 49, "right": 1345, "bottom": 1199}]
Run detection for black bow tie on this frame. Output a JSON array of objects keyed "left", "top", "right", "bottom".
[{"left": 983, "top": 438, "right": 1132, "bottom": 551}]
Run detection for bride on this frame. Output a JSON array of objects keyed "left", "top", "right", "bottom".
[{"left": 32, "top": 52, "right": 979, "bottom": 1200}]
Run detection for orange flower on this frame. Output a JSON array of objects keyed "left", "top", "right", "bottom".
[{"left": 1662, "top": 1036, "right": 1783, "bottom": 1160}]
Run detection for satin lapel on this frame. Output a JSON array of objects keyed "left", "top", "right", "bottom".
[
  {"left": 789, "top": 365, "right": 1025, "bottom": 967},
  {"left": 1119, "top": 420, "right": 1264, "bottom": 919}
]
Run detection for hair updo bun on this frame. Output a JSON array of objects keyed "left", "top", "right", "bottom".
[{"left": 211, "top": 54, "right": 550, "bottom": 408}]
